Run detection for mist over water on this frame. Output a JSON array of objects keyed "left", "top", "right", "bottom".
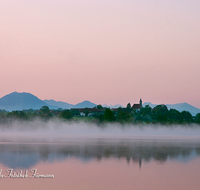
[
  {"left": 0, "top": 119, "right": 200, "bottom": 169},
  {"left": 0, "top": 119, "right": 200, "bottom": 141}
]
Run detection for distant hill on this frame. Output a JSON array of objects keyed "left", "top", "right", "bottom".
[
  {"left": 2, "top": 92, "right": 199, "bottom": 115},
  {"left": 143, "top": 102, "right": 157, "bottom": 108},
  {"left": 44, "top": 100, "right": 97, "bottom": 109},
  {"left": 0, "top": 92, "right": 97, "bottom": 111},
  {"left": 0, "top": 92, "right": 48, "bottom": 111},
  {"left": 73, "top": 100, "right": 97, "bottom": 108},
  {"left": 44, "top": 100, "right": 124, "bottom": 109},
  {"left": 44, "top": 99, "right": 74, "bottom": 109},
  {"left": 143, "top": 102, "right": 200, "bottom": 116},
  {"left": 166, "top": 103, "right": 200, "bottom": 116},
  {"left": 103, "top": 104, "right": 124, "bottom": 108}
]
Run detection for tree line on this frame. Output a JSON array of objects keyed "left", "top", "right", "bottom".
[{"left": 0, "top": 104, "right": 200, "bottom": 124}]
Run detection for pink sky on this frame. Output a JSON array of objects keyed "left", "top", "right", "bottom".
[{"left": 0, "top": 0, "right": 200, "bottom": 108}]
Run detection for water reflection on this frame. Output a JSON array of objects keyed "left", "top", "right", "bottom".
[{"left": 0, "top": 138, "right": 200, "bottom": 169}]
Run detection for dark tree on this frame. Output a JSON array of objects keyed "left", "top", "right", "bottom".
[
  {"left": 18, "top": 111, "right": 28, "bottom": 120},
  {"left": 70, "top": 109, "right": 80, "bottom": 116},
  {"left": 168, "top": 109, "right": 182, "bottom": 123},
  {"left": 117, "top": 111, "right": 131, "bottom": 122},
  {"left": 104, "top": 108, "right": 114, "bottom": 122},
  {"left": 59, "top": 110, "right": 73, "bottom": 120},
  {"left": 140, "top": 105, "right": 152, "bottom": 116},
  {"left": 97, "top": 105, "right": 103, "bottom": 109},
  {"left": 40, "top": 106, "right": 50, "bottom": 115},
  {"left": 181, "top": 111, "right": 193, "bottom": 123},
  {"left": 39, "top": 106, "right": 52, "bottom": 119},
  {"left": 83, "top": 108, "right": 90, "bottom": 116},
  {"left": 7, "top": 111, "right": 28, "bottom": 120},
  {"left": 195, "top": 113, "right": 200, "bottom": 124},
  {"left": 152, "top": 105, "right": 168, "bottom": 123},
  {"left": 126, "top": 103, "right": 132, "bottom": 113},
  {"left": 126, "top": 103, "right": 131, "bottom": 109}
]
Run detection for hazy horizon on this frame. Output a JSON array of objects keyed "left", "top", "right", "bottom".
[{"left": 1, "top": 91, "right": 200, "bottom": 110}]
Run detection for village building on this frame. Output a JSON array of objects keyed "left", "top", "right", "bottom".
[
  {"left": 80, "top": 112, "right": 86, "bottom": 116},
  {"left": 132, "top": 99, "right": 142, "bottom": 112}
]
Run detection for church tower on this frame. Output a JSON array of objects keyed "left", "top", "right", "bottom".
[{"left": 139, "top": 99, "right": 142, "bottom": 108}]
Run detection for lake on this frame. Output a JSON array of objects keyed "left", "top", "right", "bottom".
[
  {"left": 0, "top": 136, "right": 200, "bottom": 189},
  {"left": 0, "top": 122, "right": 200, "bottom": 189}
]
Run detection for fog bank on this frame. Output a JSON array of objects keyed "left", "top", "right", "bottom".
[{"left": 0, "top": 119, "right": 200, "bottom": 141}]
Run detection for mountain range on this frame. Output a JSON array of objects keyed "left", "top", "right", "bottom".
[
  {"left": 44, "top": 99, "right": 97, "bottom": 109},
  {"left": 0, "top": 92, "right": 99, "bottom": 111},
  {"left": 0, "top": 92, "right": 199, "bottom": 115},
  {"left": 0, "top": 92, "right": 50, "bottom": 111}
]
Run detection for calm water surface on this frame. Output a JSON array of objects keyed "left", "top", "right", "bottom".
[{"left": 0, "top": 137, "right": 200, "bottom": 189}]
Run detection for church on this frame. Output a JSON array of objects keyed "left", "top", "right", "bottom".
[{"left": 132, "top": 99, "right": 142, "bottom": 111}]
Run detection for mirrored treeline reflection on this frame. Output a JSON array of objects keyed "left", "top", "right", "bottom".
[{"left": 1, "top": 139, "right": 200, "bottom": 169}]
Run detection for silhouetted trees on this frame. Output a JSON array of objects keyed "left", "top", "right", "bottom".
[
  {"left": 7, "top": 110, "right": 28, "bottom": 120},
  {"left": 39, "top": 106, "right": 52, "bottom": 120},
  {"left": 39, "top": 106, "right": 50, "bottom": 115},
  {"left": 152, "top": 105, "right": 168, "bottom": 123},
  {"left": 96, "top": 105, "right": 103, "bottom": 109},
  {"left": 0, "top": 104, "right": 200, "bottom": 125},
  {"left": 126, "top": 103, "right": 132, "bottom": 113},
  {"left": 181, "top": 111, "right": 193, "bottom": 123},
  {"left": 59, "top": 110, "right": 73, "bottom": 120},
  {"left": 196, "top": 113, "right": 200, "bottom": 124},
  {"left": 104, "top": 108, "right": 114, "bottom": 122},
  {"left": 140, "top": 105, "right": 151, "bottom": 116},
  {"left": 117, "top": 111, "right": 132, "bottom": 122}
]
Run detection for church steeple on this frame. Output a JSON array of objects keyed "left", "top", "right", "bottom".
[{"left": 139, "top": 98, "right": 142, "bottom": 108}]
